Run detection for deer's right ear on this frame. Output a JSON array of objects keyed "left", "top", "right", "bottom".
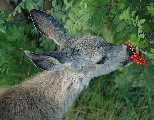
[{"left": 24, "top": 50, "right": 62, "bottom": 70}]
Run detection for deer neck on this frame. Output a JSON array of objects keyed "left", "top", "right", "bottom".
[{"left": 21, "top": 66, "right": 91, "bottom": 114}]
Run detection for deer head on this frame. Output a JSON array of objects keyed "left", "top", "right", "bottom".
[{"left": 27, "top": 9, "right": 129, "bottom": 72}]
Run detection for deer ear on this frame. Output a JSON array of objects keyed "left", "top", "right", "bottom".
[
  {"left": 30, "top": 9, "right": 66, "bottom": 47},
  {"left": 24, "top": 50, "right": 61, "bottom": 70}
]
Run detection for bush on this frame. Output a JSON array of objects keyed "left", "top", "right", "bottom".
[{"left": 0, "top": 0, "right": 154, "bottom": 119}]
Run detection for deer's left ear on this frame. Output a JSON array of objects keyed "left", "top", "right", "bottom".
[{"left": 24, "top": 50, "right": 62, "bottom": 70}]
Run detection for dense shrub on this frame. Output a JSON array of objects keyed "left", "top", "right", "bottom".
[{"left": 0, "top": 0, "right": 154, "bottom": 119}]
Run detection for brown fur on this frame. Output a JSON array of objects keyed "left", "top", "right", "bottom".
[{"left": 0, "top": 65, "right": 88, "bottom": 120}]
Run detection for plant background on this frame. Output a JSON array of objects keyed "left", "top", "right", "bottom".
[{"left": 0, "top": 0, "right": 154, "bottom": 119}]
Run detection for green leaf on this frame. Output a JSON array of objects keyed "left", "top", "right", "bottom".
[
  {"left": 25, "top": 0, "right": 34, "bottom": 11},
  {"left": 119, "top": 8, "right": 130, "bottom": 20}
]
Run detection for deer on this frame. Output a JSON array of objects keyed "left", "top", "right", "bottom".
[{"left": 0, "top": 9, "right": 130, "bottom": 120}]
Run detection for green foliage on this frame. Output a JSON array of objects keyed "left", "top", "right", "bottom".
[
  {"left": 0, "top": 7, "right": 56, "bottom": 85},
  {"left": 65, "top": 74, "right": 154, "bottom": 120},
  {"left": 148, "top": 48, "right": 154, "bottom": 64},
  {"left": 147, "top": 3, "right": 154, "bottom": 17},
  {"left": 119, "top": 7, "right": 146, "bottom": 47},
  {"left": 12, "top": 0, "right": 36, "bottom": 15},
  {"left": 0, "top": 0, "right": 154, "bottom": 119},
  {"left": 0, "top": 11, "right": 38, "bottom": 85}
]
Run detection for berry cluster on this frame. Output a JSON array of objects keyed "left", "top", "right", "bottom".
[
  {"left": 126, "top": 43, "right": 146, "bottom": 65},
  {"left": 128, "top": 53, "right": 146, "bottom": 65}
]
